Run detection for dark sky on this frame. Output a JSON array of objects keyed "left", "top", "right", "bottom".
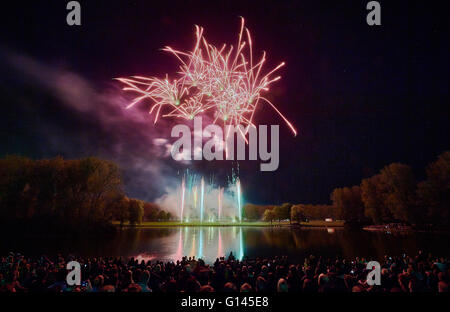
[{"left": 0, "top": 0, "right": 448, "bottom": 205}]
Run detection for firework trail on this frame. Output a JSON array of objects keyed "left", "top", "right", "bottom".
[
  {"left": 169, "top": 169, "right": 243, "bottom": 222},
  {"left": 117, "top": 17, "right": 297, "bottom": 137},
  {"left": 180, "top": 177, "right": 185, "bottom": 222},
  {"left": 236, "top": 179, "right": 242, "bottom": 222},
  {"left": 218, "top": 187, "right": 223, "bottom": 220},
  {"left": 200, "top": 177, "right": 205, "bottom": 222}
]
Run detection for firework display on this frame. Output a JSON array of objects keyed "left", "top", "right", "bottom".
[
  {"left": 175, "top": 170, "right": 243, "bottom": 223},
  {"left": 116, "top": 17, "right": 297, "bottom": 136}
]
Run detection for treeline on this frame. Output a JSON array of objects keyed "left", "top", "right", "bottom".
[
  {"left": 243, "top": 203, "right": 297, "bottom": 223},
  {"left": 1, "top": 151, "right": 448, "bottom": 229},
  {"left": 244, "top": 151, "right": 450, "bottom": 226},
  {"left": 291, "top": 204, "right": 335, "bottom": 222},
  {"left": 243, "top": 203, "right": 334, "bottom": 223},
  {"left": 0, "top": 156, "right": 170, "bottom": 235},
  {"left": 333, "top": 151, "right": 449, "bottom": 226},
  {"left": 116, "top": 200, "right": 174, "bottom": 225}
]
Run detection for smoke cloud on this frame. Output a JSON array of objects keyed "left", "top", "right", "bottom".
[
  {"left": 1, "top": 49, "right": 243, "bottom": 207},
  {"left": 1, "top": 49, "right": 187, "bottom": 201}
]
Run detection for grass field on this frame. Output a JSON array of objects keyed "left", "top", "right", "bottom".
[{"left": 113, "top": 220, "right": 344, "bottom": 228}]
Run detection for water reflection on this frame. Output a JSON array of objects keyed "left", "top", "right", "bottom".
[
  {"left": 2, "top": 226, "right": 449, "bottom": 263},
  {"left": 135, "top": 227, "right": 245, "bottom": 263},
  {"left": 129, "top": 226, "right": 449, "bottom": 263}
]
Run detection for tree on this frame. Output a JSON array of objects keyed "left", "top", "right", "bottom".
[
  {"left": 263, "top": 209, "right": 275, "bottom": 225},
  {"left": 281, "top": 203, "right": 293, "bottom": 223},
  {"left": 417, "top": 151, "right": 450, "bottom": 226},
  {"left": 380, "top": 163, "right": 416, "bottom": 223},
  {"left": 361, "top": 174, "right": 391, "bottom": 224},
  {"left": 110, "top": 196, "right": 129, "bottom": 226},
  {"left": 291, "top": 205, "right": 306, "bottom": 223},
  {"left": 0, "top": 155, "right": 35, "bottom": 220},
  {"left": 243, "top": 203, "right": 266, "bottom": 221},
  {"left": 331, "top": 186, "right": 364, "bottom": 221},
  {"left": 291, "top": 204, "right": 334, "bottom": 220},
  {"left": 273, "top": 206, "right": 282, "bottom": 222},
  {"left": 361, "top": 163, "right": 416, "bottom": 224},
  {"left": 0, "top": 156, "right": 124, "bottom": 226},
  {"left": 272, "top": 204, "right": 291, "bottom": 223},
  {"left": 349, "top": 186, "right": 365, "bottom": 220},
  {"left": 157, "top": 210, "right": 167, "bottom": 221},
  {"left": 143, "top": 202, "right": 160, "bottom": 221},
  {"left": 128, "top": 199, "right": 144, "bottom": 225}
]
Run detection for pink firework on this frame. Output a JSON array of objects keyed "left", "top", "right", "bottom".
[{"left": 116, "top": 17, "right": 297, "bottom": 136}]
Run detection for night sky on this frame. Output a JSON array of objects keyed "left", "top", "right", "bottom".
[{"left": 0, "top": 0, "right": 448, "bottom": 205}]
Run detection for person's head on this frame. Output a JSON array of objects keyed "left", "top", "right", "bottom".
[
  {"left": 199, "top": 285, "right": 214, "bottom": 292},
  {"left": 133, "top": 268, "right": 142, "bottom": 282},
  {"left": 277, "top": 278, "right": 288, "bottom": 292},
  {"left": 166, "top": 279, "right": 177, "bottom": 292},
  {"left": 352, "top": 285, "right": 364, "bottom": 292},
  {"left": 100, "top": 285, "right": 115, "bottom": 292},
  {"left": 302, "top": 278, "right": 314, "bottom": 292},
  {"left": 289, "top": 265, "right": 297, "bottom": 275},
  {"left": 140, "top": 270, "right": 150, "bottom": 284},
  {"left": 93, "top": 275, "right": 104, "bottom": 289},
  {"left": 256, "top": 276, "right": 267, "bottom": 292},
  {"left": 240, "top": 283, "right": 252, "bottom": 292},
  {"left": 438, "top": 281, "right": 448, "bottom": 293},
  {"left": 223, "top": 282, "right": 237, "bottom": 292},
  {"left": 124, "top": 270, "right": 134, "bottom": 285},
  {"left": 409, "top": 279, "right": 419, "bottom": 292},
  {"left": 318, "top": 273, "right": 329, "bottom": 286},
  {"left": 127, "top": 283, "right": 142, "bottom": 292},
  {"left": 261, "top": 265, "right": 268, "bottom": 275},
  {"left": 185, "top": 276, "right": 201, "bottom": 292}
]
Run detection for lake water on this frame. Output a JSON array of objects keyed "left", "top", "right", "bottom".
[{"left": 4, "top": 226, "right": 450, "bottom": 262}]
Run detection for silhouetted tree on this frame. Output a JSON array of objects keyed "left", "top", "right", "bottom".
[
  {"left": 361, "top": 163, "right": 416, "bottom": 224},
  {"left": 417, "top": 151, "right": 450, "bottom": 226},
  {"left": 291, "top": 205, "right": 306, "bottom": 223},
  {"left": 128, "top": 199, "right": 144, "bottom": 225},
  {"left": 110, "top": 196, "right": 129, "bottom": 226},
  {"left": 263, "top": 209, "right": 275, "bottom": 225},
  {"left": 331, "top": 186, "right": 364, "bottom": 221},
  {"left": 157, "top": 210, "right": 167, "bottom": 221},
  {"left": 0, "top": 156, "right": 125, "bottom": 229},
  {"left": 379, "top": 163, "right": 416, "bottom": 223},
  {"left": 143, "top": 202, "right": 161, "bottom": 221},
  {"left": 243, "top": 203, "right": 266, "bottom": 220},
  {"left": 361, "top": 174, "right": 392, "bottom": 224}
]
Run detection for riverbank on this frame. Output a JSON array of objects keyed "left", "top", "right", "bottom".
[
  {"left": 113, "top": 220, "right": 345, "bottom": 228},
  {"left": 363, "top": 223, "right": 450, "bottom": 233},
  {"left": 364, "top": 224, "right": 412, "bottom": 232}
]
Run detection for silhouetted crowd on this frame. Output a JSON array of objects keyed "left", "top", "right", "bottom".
[{"left": 1, "top": 251, "right": 448, "bottom": 292}]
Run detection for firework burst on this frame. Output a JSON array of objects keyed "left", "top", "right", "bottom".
[{"left": 116, "top": 17, "right": 297, "bottom": 136}]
